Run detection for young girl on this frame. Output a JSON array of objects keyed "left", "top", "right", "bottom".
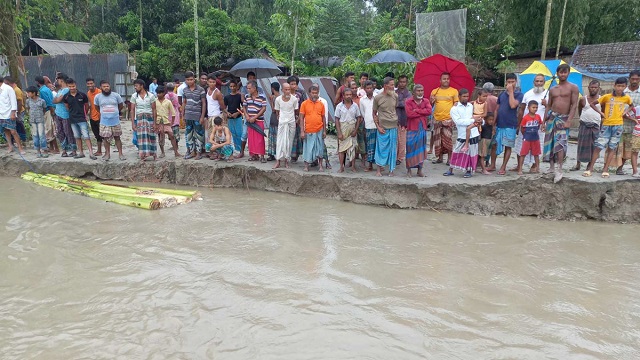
[
  {"left": 462, "top": 89, "right": 488, "bottom": 152},
  {"left": 207, "top": 116, "right": 235, "bottom": 162},
  {"left": 25, "top": 86, "right": 49, "bottom": 157}
]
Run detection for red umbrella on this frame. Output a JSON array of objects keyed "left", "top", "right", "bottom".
[{"left": 414, "top": 54, "right": 476, "bottom": 95}]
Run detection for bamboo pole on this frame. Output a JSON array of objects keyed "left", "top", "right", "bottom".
[{"left": 541, "top": 0, "right": 553, "bottom": 60}]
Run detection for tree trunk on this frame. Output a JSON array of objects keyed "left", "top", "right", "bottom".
[
  {"left": 555, "top": 0, "right": 568, "bottom": 59},
  {"left": 0, "top": 0, "right": 22, "bottom": 88},
  {"left": 541, "top": 0, "right": 552, "bottom": 60},
  {"left": 138, "top": 0, "right": 144, "bottom": 51}
]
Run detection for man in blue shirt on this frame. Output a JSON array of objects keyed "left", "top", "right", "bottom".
[
  {"left": 35, "top": 75, "right": 58, "bottom": 153},
  {"left": 495, "top": 73, "right": 523, "bottom": 175},
  {"left": 52, "top": 73, "right": 77, "bottom": 156}
]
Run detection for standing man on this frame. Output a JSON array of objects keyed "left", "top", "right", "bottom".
[
  {"left": 94, "top": 80, "right": 125, "bottom": 161},
  {"left": 86, "top": 77, "right": 104, "bottom": 156},
  {"left": 405, "top": 84, "right": 432, "bottom": 177},
  {"left": 35, "top": 75, "right": 58, "bottom": 154},
  {"left": 430, "top": 72, "right": 458, "bottom": 165},
  {"left": 573, "top": 80, "right": 603, "bottom": 171},
  {"left": 199, "top": 73, "right": 209, "bottom": 88},
  {"left": 359, "top": 80, "right": 377, "bottom": 171},
  {"left": 543, "top": 64, "right": 579, "bottom": 182},
  {"left": 357, "top": 72, "right": 368, "bottom": 98},
  {"left": 616, "top": 70, "right": 640, "bottom": 174},
  {"left": 335, "top": 71, "right": 355, "bottom": 106},
  {"left": 205, "top": 73, "right": 224, "bottom": 156},
  {"left": 288, "top": 76, "right": 307, "bottom": 162},
  {"left": 373, "top": 77, "right": 399, "bottom": 177},
  {"left": 267, "top": 81, "right": 281, "bottom": 161},
  {"left": 495, "top": 73, "right": 523, "bottom": 176},
  {"left": 273, "top": 82, "right": 298, "bottom": 169},
  {"left": 63, "top": 78, "right": 96, "bottom": 160},
  {"left": 395, "top": 75, "right": 411, "bottom": 165},
  {"left": 52, "top": 73, "right": 76, "bottom": 157},
  {"left": 224, "top": 79, "right": 244, "bottom": 155},
  {"left": 0, "top": 76, "right": 23, "bottom": 154},
  {"left": 518, "top": 74, "right": 548, "bottom": 172},
  {"left": 181, "top": 71, "right": 207, "bottom": 160},
  {"left": 242, "top": 80, "right": 267, "bottom": 162},
  {"left": 300, "top": 84, "right": 326, "bottom": 171},
  {"left": 131, "top": 79, "right": 158, "bottom": 161},
  {"left": 149, "top": 78, "right": 158, "bottom": 95},
  {"left": 444, "top": 88, "right": 483, "bottom": 178},
  {"left": 335, "top": 88, "right": 362, "bottom": 172},
  {"left": 4, "top": 77, "right": 27, "bottom": 143}
]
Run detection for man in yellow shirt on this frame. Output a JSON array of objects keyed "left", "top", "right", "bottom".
[
  {"left": 584, "top": 77, "right": 634, "bottom": 177},
  {"left": 155, "top": 86, "right": 181, "bottom": 158},
  {"left": 7, "top": 79, "right": 27, "bottom": 142},
  {"left": 429, "top": 73, "right": 458, "bottom": 165}
]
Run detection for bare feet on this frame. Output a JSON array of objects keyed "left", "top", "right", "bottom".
[
  {"left": 304, "top": 164, "right": 309, "bottom": 172},
  {"left": 407, "top": 171, "right": 412, "bottom": 177},
  {"left": 94, "top": 151, "right": 102, "bottom": 156},
  {"left": 174, "top": 152, "right": 182, "bottom": 157},
  {"left": 338, "top": 167, "right": 345, "bottom": 173},
  {"left": 285, "top": 161, "right": 290, "bottom": 169},
  {"left": 273, "top": 160, "right": 281, "bottom": 169},
  {"left": 119, "top": 154, "right": 126, "bottom": 161},
  {"left": 482, "top": 170, "right": 491, "bottom": 175},
  {"left": 375, "top": 170, "right": 382, "bottom": 177},
  {"left": 417, "top": 170, "right": 425, "bottom": 177},
  {"left": 486, "top": 166, "right": 496, "bottom": 172},
  {"left": 159, "top": 153, "right": 165, "bottom": 158},
  {"left": 236, "top": 152, "right": 244, "bottom": 159},
  {"left": 388, "top": 171, "right": 395, "bottom": 177},
  {"left": 517, "top": 171, "right": 523, "bottom": 175}
]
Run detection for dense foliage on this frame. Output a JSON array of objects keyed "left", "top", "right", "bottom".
[{"left": 3, "top": 0, "right": 639, "bottom": 81}]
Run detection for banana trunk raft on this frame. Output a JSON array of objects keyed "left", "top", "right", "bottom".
[{"left": 21, "top": 172, "right": 202, "bottom": 210}]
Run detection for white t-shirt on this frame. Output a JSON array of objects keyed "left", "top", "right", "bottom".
[
  {"left": 206, "top": 88, "right": 222, "bottom": 117},
  {"left": 274, "top": 94, "right": 298, "bottom": 124},
  {"left": 359, "top": 96, "right": 376, "bottom": 129},
  {"left": 319, "top": 97, "right": 329, "bottom": 125},
  {"left": 0, "top": 83, "right": 18, "bottom": 119},
  {"left": 522, "top": 89, "right": 548, "bottom": 117},
  {"left": 580, "top": 96, "right": 601, "bottom": 125},
  {"left": 177, "top": 82, "right": 188, "bottom": 97}
]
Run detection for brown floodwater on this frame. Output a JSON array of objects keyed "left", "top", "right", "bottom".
[{"left": 1, "top": 177, "right": 639, "bottom": 359}]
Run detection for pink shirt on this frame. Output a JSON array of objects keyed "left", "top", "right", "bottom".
[{"left": 166, "top": 92, "right": 181, "bottom": 126}]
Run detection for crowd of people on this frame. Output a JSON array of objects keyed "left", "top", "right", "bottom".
[{"left": 0, "top": 66, "right": 639, "bottom": 182}]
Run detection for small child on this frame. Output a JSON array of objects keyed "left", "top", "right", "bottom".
[
  {"left": 207, "top": 116, "right": 234, "bottom": 162},
  {"left": 630, "top": 105, "right": 640, "bottom": 177},
  {"left": 517, "top": 100, "right": 543, "bottom": 175},
  {"left": 25, "top": 86, "right": 49, "bottom": 157},
  {"left": 478, "top": 112, "right": 495, "bottom": 174},
  {"left": 155, "top": 86, "right": 181, "bottom": 158},
  {"left": 462, "top": 89, "right": 488, "bottom": 152}
]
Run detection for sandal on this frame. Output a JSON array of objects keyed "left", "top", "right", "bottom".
[
  {"left": 432, "top": 159, "right": 443, "bottom": 164},
  {"left": 184, "top": 153, "right": 194, "bottom": 160},
  {"left": 443, "top": 171, "right": 454, "bottom": 176},
  {"left": 61, "top": 152, "right": 68, "bottom": 157},
  {"left": 247, "top": 156, "right": 257, "bottom": 161},
  {"left": 616, "top": 169, "right": 625, "bottom": 175},
  {"left": 582, "top": 170, "right": 592, "bottom": 177},
  {"left": 260, "top": 157, "right": 267, "bottom": 163},
  {"left": 497, "top": 170, "right": 506, "bottom": 176},
  {"left": 463, "top": 171, "right": 472, "bottom": 178},
  {"left": 602, "top": 172, "right": 610, "bottom": 178}
]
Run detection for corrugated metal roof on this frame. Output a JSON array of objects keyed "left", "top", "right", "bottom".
[
  {"left": 570, "top": 41, "right": 640, "bottom": 75},
  {"left": 29, "top": 38, "right": 91, "bottom": 55}
]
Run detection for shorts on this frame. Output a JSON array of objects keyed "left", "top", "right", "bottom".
[
  {"left": 70, "top": 121, "right": 90, "bottom": 139},
  {"left": 479, "top": 138, "right": 493, "bottom": 157},
  {"left": 520, "top": 139, "right": 541, "bottom": 156},
  {"left": 495, "top": 127, "right": 516, "bottom": 155},
  {"left": 99, "top": 124, "right": 123, "bottom": 140},
  {"left": 620, "top": 133, "right": 633, "bottom": 159},
  {"left": 595, "top": 125, "right": 623, "bottom": 150},
  {"left": 0, "top": 118, "right": 16, "bottom": 131},
  {"left": 631, "top": 136, "right": 640, "bottom": 153}
]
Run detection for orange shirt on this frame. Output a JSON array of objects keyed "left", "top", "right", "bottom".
[
  {"left": 300, "top": 99, "right": 325, "bottom": 133},
  {"left": 86, "top": 88, "right": 102, "bottom": 121}
]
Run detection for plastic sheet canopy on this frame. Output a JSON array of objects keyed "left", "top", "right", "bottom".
[{"left": 416, "top": 9, "right": 467, "bottom": 62}]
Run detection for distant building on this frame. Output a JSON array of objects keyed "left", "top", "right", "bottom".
[
  {"left": 22, "top": 38, "right": 91, "bottom": 56},
  {"left": 570, "top": 41, "right": 640, "bottom": 91}
]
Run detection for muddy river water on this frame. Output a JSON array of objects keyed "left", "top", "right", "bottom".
[{"left": 1, "top": 177, "right": 639, "bottom": 359}]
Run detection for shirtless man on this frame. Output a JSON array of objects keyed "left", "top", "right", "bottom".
[{"left": 543, "top": 64, "right": 579, "bottom": 183}]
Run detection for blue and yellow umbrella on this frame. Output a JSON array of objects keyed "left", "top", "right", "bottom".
[{"left": 518, "top": 59, "right": 583, "bottom": 94}]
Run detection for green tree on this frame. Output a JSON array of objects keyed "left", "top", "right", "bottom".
[
  {"left": 269, "top": 0, "right": 315, "bottom": 72},
  {"left": 311, "top": 0, "right": 361, "bottom": 61},
  {"left": 89, "top": 33, "right": 129, "bottom": 54}
]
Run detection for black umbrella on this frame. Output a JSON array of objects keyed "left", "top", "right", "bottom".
[
  {"left": 230, "top": 59, "right": 282, "bottom": 79},
  {"left": 366, "top": 50, "right": 418, "bottom": 64},
  {"left": 246, "top": 121, "right": 267, "bottom": 137}
]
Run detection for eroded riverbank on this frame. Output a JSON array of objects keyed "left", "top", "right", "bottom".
[{"left": 1, "top": 150, "right": 639, "bottom": 223}]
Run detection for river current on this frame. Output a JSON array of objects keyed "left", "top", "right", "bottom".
[{"left": 1, "top": 177, "right": 639, "bottom": 359}]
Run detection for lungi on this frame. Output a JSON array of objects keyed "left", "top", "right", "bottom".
[
  {"left": 543, "top": 112, "right": 569, "bottom": 162},
  {"left": 292, "top": 124, "right": 304, "bottom": 159},
  {"left": 302, "top": 130, "right": 324, "bottom": 163},
  {"left": 185, "top": 119, "right": 205, "bottom": 154},
  {"left": 54, "top": 115, "right": 76, "bottom": 152},
  {"left": 375, "top": 127, "right": 398, "bottom": 171},
  {"left": 450, "top": 136, "right": 479, "bottom": 172},
  {"left": 576, "top": 121, "right": 600, "bottom": 163},
  {"left": 44, "top": 111, "right": 56, "bottom": 142},
  {"left": 99, "top": 124, "right": 122, "bottom": 140},
  {"left": 433, "top": 120, "right": 453, "bottom": 157},
  {"left": 228, "top": 117, "right": 243, "bottom": 152},
  {"left": 268, "top": 124, "right": 278, "bottom": 157},
  {"left": 276, "top": 120, "right": 295, "bottom": 160},
  {"left": 365, "top": 128, "right": 377, "bottom": 163},
  {"left": 215, "top": 143, "right": 235, "bottom": 158},
  {"left": 338, "top": 122, "right": 357, "bottom": 161},
  {"left": 136, "top": 113, "right": 157, "bottom": 158},
  {"left": 248, "top": 119, "right": 265, "bottom": 156},
  {"left": 406, "top": 122, "right": 428, "bottom": 169},
  {"left": 357, "top": 122, "right": 366, "bottom": 155},
  {"left": 397, "top": 125, "right": 407, "bottom": 161}
]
